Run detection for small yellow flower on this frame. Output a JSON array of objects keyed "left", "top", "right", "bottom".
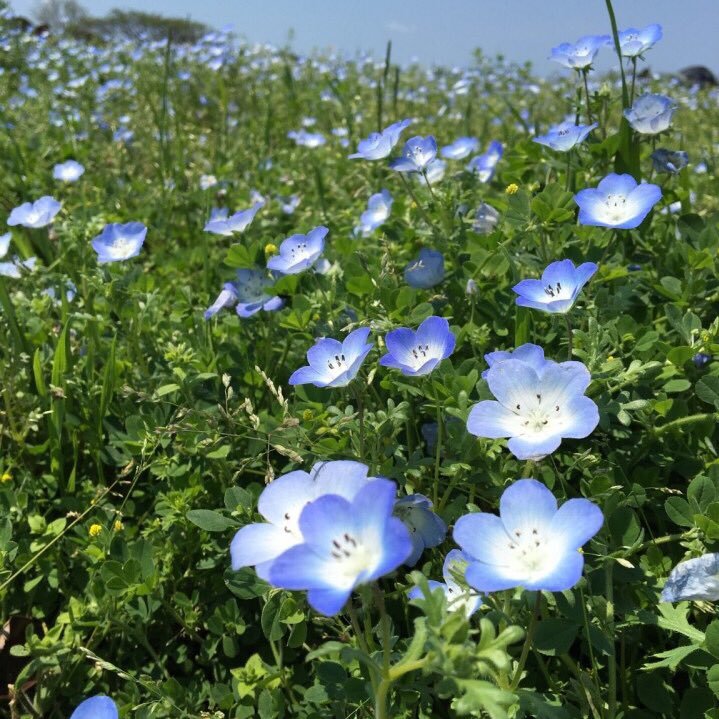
[
  {"left": 264, "top": 243, "right": 278, "bottom": 256},
  {"left": 505, "top": 183, "right": 519, "bottom": 195},
  {"left": 607, "top": 355, "right": 614, "bottom": 361},
  {"left": 312, "top": 313, "right": 320, "bottom": 321},
  {"left": 0, "top": 471, "right": 11, "bottom": 483},
  {"left": 302, "top": 409, "right": 314, "bottom": 422},
  {"left": 113, "top": 520, "right": 124, "bottom": 532},
  {"left": 89, "top": 523, "right": 102, "bottom": 537}
]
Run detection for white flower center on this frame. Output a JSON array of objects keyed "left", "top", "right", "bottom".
[
  {"left": 602, "top": 193, "right": 629, "bottom": 223},
  {"left": 326, "top": 353, "right": 347, "bottom": 375},
  {"left": 512, "top": 394, "right": 563, "bottom": 435},
  {"left": 329, "top": 532, "right": 375, "bottom": 586},
  {"left": 543, "top": 281, "right": 566, "bottom": 299},
  {"left": 505, "top": 525, "right": 554, "bottom": 577}
]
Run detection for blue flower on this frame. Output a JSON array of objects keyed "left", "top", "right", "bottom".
[
  {"left": 53, "top": 160, "right": 85, "bottom": 182},
  {"left": 473, "top": 203, "right": 500, "bottom": 234},
  {"left": 394, "top": 493, "right": 447, "bottom": 566},
  {"left": 574, "top": 173, "right": 661, "bottom": 229},
  {"left": 355, "top": 189, "right": 393, "bottom": 236},
  {"left": 661, "top": 553, "right": 719, "bottom": 602},
  {"left": 231, "top": 461, "right": 375, "bottom": 580},
  {"left": 91, "top": 222, "right": 146, "bottom": 263},
  {"left": 404, "top": 248, "right": 444, "bottom": 289},
  {"left": 466, "top": 141, "right": 503, "bottom": 182},
  {"left": 204, "top": 269, "right": 284, "bottom": 320},
  {"left": 417, "top": 159, "right": 446, "bottom": 186},
  {"left": 623, "top": 94, "right": 675, "bottom": 134},
  {"left": 235, "top": 269, "right": 284, "bottom": 317},
  {"left": 533, "top": 121, "right": 597, "bottom": 152},
  {"left": 349, "top": 118, "right": 411, "bottom": 160},
  {"left": 287, "top": 129, "right": 326, "bottom": 148},
  {"left": 279, "top": 194, "right": 301, "bottom": 214},
  {"left": 380, "top": 316, "right": 455, "bottom": 377},
  {"left": 441, "top": 136, "right": 479, "bottom": 160},
  {"left": 651, "top": 149, "right": 688, "bottom": 174},
  {"left": 513, "top": 259, "right": 598, "bottom": 314},
  {"left": 467, "top": 357, "right": 599, "bottom": 460},
  {"left": 289, "top": 327, "right": 373, "bottom": 388},
  {"left": 693, "top": 353, "right": 711, "bottom": 369},
  {"left": 612, "top": 24, "right": 662, "bottom": 57},
  {"left": 454, "top": 479, "right": 603, "bottom": 592},
  {"left": 267, "top": 226, "right": 328, "bottom": 275},
  {"left": 389, "top": 135, "right": 438, "bottom": 173},
  {"left": 550, "top": 35, "right": 608, "bottom": 69},
  {"left": 70, "top": 696, "right": 118, "bottom": 719},
  {"left": 268, "top": 478, "right": 413, "bottom": 615},
  {"left": 204, "top": 202, "right": 262, "bottom": 235},
  {"left": 482, "top": 343, "right": 549, "bottom": 379},
  {"left": 409, "top": 549, "right": 482, "bottom": 617},
  {"left": 7, "top": 196, "right": 61, "bottom": 228}
]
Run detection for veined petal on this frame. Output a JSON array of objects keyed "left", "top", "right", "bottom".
[
  {"left": 230, "top": 523, "right": 299, "bottom": 571},
  {"left": 549, "top": 498, "right": 604, "bottom": 550},
  {"left": 467, "top": 401, "right": 523, "bottom": 438},
  {"left": 499, "top": 479, "right": 558, "bottom": 537}
]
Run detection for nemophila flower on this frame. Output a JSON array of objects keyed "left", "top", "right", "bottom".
[
  {"left": 473, "top": 203, "right": 500, "bottom": 234},
  {"left": 7, "top": 196, "right": 61, "bottom": 228},
  {"left": 349, "top": 118, "right": 411, "bottom": 160},
  {"left": 613, "top": 24, "right": 663, "bottom": 57},
  {"left": 200, "top": 174, "right": 218, "bottom": 190},
  {"left": 466, "top": 278, "right": 478, "bottom": 295},
  {"left": 289, "top": 327, "right": 373, "bottom": 388},
  {"left": 0, "top": 255, "right": 36, "bottom": 278},
  {"left": 268, "top": 478, "right": 412, "bottom": 615},
  {"left": 574, "top": 173, "right": 661, "bottom": 229},
  {"left": 466, "top": 141, "right": 503, "bottom": 182},
  {"left": 651, "top": 149, "right": 688, "bottom": 174},
  {"left": 53, "top": 159, "right": 84, "bottom": 182},
  {"left": 394, "top": 494, "right": 447, "bottom": 566},
  {"left": 533, "top": 121, "right": 597, "bottom": 152},
  {"left": 380, "top": 316, "right": 455, "bottom": 376},
  {"left": 0, "top": 232, "right": 9, "bottom": 257},
  {"left": 267, "top": 226, "right": 328, "bottom": 275},
  {"left": 550, "top": 35, "right": 608, "bottom": 69},
  {"left": 43, "top": 280, "right": 77, "bottom": 303},
  {"left": 279, "top": 194, "right": 301, "bottom": 214},
  {"left": 404, "top": 248, "right": 444, "bottom": 289},
  {"left": 467, "top": 357, "right": 599, "bottom": 460},
  {"left": 623, "top": 94, "right": 676, "bottom": 134},
  {"left": 482, "top": 343, "right": 549, "bottom": 379},
  {"left": 70, "top": 696, "right": 118, "bottom": 719},
  {"left": 661, "top": 553, "right": 719, "bottom": 602},
  {"left": 513, "top": 259, "right": 598, "bottom": 314},
  {"left": 231, "top": 460, "right": 375, "bottom": 580},
  {"left": 389, "top": 135, "right": 438, "bottom": 173},
  {"left": 287, "top": 129, "right": 326, "bottom": 148},
  {"left": 441, "top": 136, "right": 479, "bottom": 160},
  {"left": 204, "top": 202, "right": 262, "bottom": 235},
  {"left": 693, "top": 353, "right": 711, "bottom": 369},
  {"left": 417, "top": 159, "right": 446, "bottom": 185},
  {"left": 91, "top": 222, "right": 146, "bottom": 264},
  {"left": 204, "top": 269, "right": 283, "bottom": 320},
  {"left": 409, "top": 549, "right": 482, "bottom": 617},
  {"left": 454, "top": 479, "right": 603, "bottom": 592},
  {"left": 355, "top": 189, "right": 393, "bottom": 236}
]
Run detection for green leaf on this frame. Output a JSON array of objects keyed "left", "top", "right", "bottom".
[
  {"left": 696, "top": 376, "right": 719, "bottom": 409},
  {"left": 533, "top": 618, "right": 578, "bottom": 655},
  {"left": 154, "top": 383, "right": 181, "bottom": 398},
  {"left": 186, "top": 509, "right": 238, "bottom": 532},
  {"left": 664, "top": 497, "right": 694, "bottom": 528},
  {"left": 705, "top": 621, "right": 719, "bottom": 659}
]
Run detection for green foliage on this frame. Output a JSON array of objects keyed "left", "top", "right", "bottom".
[{"left": 1, "top": 4, "right": 719, "bottom": 718}]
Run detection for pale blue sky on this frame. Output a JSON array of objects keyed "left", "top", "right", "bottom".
[{"left": 9, "top": 0, "right": 719, "bottom": 75}]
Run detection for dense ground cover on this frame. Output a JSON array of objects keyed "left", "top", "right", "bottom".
[{"left": 1, "top": 4, "right": 719, "bottom": 717}]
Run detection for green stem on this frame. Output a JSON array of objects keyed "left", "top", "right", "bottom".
[
  {"left": 510, "top": 592, "right": 541, "bottom": 690},
  {"left": 399, "top": 173, "right": 441, "bottom": 237},
  {"left": 605, "top": 562, "right": 617, "bottom": 719},
  {"left": 653, "top": 412, "right": 717, "bottom": 435},
  {"left": 565, "top": 313, "right": 573, "bottom": 360},
  {"left": 605, "top": 0, "right": 630, "bottom": 108},
  {"left": 582, "top": 69, "right": 593, "bottom": 124},
  {"left": 630, "top": 57, "right": 637, "bottom": 104},
  {"left": 433, "top": 399, "right": 443, "bottom": 506}
]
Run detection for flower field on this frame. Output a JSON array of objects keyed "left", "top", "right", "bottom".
[{"left": 1, "top": 4, "right": 719, "bottom": 718}]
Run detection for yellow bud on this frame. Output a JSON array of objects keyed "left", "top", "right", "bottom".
[
  {"left": 0, "top": 471, "right": 11, "bottom": 483},
  {"left": 264, "top": 243, "right": 278, "bottom": 256},
  {"left": 89, "top": 523, "right": 102, "bottom": 537},
  {"left": 505, "top": 183, "right": 519, "bottom": 195},
  {"left": 312, "top": 313, "right": 320, "bottom": 321},
  {"left": 302, "top": 409, "right": 314, "bottom": 422},
  {"left": 113, "top": 520, "right": 124, "bottom": 532},
  {"left": 607, "top": 355, "right": 614, "bottom": 361}
]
